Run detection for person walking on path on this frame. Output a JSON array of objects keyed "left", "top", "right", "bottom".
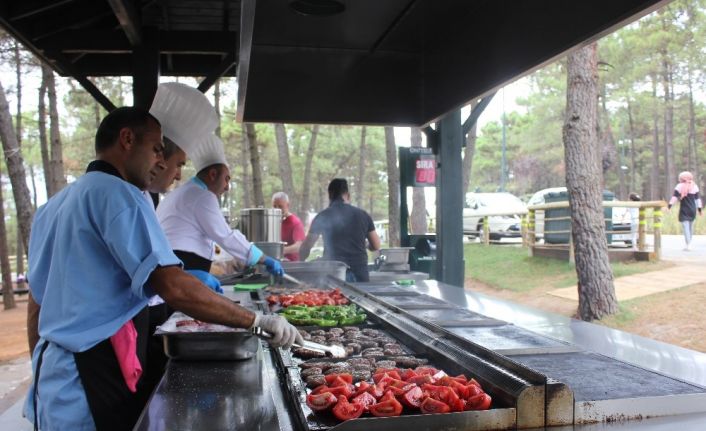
[{"left": 668, "top": 171, "right": 702, "bottom": 251}]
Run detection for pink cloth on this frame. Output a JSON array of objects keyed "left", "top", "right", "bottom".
[
  {"left": 675, "top": 181, "right": 699, "bottom": 199},
  {"left": 110, "top": 320, "right": 142, "bottom": 393}
]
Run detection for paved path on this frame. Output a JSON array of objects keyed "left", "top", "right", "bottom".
[{"left": 549, "top": 235, "right": 706, "bottom": 301}]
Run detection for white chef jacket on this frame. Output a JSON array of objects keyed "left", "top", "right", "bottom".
[{"left": 156, "top": 177, "right": 259, "bottom": 265}]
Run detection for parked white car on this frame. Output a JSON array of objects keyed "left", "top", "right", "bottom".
[{"left": 463, "top": 192, "right": 527, "bottom": 240}]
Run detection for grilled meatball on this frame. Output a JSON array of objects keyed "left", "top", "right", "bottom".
[
  {"left": 326, "top": 336, "right": 345, "bottom": 344},
  {"left": 358, "top": 340, "right": 379, "bottom": 349},
  {"left": 351, "top": 369, "right": 372, "bottom": 382},
  {"left": 299, "top": 361, "right": 329, "bottom": 370},
  {"left": 374, "top": 360, "right": 397, "bottom": 370},
  {"left": 347, "top": 357, "right": 373, "bottom": 368},
  {"left": 391, "top": 356, "right": 428, "bottom": 368},
  {"left": 345, "top": 342, "right": 362, "bottom": 354},
  {"left": 328, "top": 328, "right": 344, "bottom": 336},
  {"left": 324, "top": 367, "right": 349, "bottom": 376},
  {"left": 309, "top": 330, "right": 326, "bottom": 337},
  {"left": 310, "top": 336, "right": 327, "bottom": 344},
  {"left": 343, "top": 326, "right": 361, "bottom": 333},
  {"left": 306, "top": 374, "right": 326, "bottom": 388},
  {"left": 298, "top": 330, "right": 310, "bottom": 340},
  {"left": 384, "top": 348, "right": 406, "bottom": 356},
  {"left": 300, "top": 367, "right": 323, "bottom": 379},
  {"left": 345, "top": 345, "right": 355, "bottom": 357},
  {"left": 383, "top": 343, "right": 401, "bottom": 350},
  {"left": 293, "top": 347, "right": 327, "bottom": 359},
  {"left": 362, "top": 329, "right": 381, "bottom": 337},
  {"left": 362, "top": 350, "right": 385, "bottom": 358}
]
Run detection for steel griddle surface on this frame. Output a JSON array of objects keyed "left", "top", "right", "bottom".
[
  {"left": 382, "top": 294, "right": 457, "bottom": 308},
  {"left": 353, "top": 284, "right": 420, "bottom": 296},
  {"left": 446, "top": 325, "right": 576, "bottom": 354},
  {"left": 509, "top": 352, "right": 706, "bottom": 401}
]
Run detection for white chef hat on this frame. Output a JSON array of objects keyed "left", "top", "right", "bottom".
[
  {"left": 191, "top": 134, "right": 229, "bottom": 173},
  {"left": 149, "top": 82, "right": 218, "bottom": 154}
]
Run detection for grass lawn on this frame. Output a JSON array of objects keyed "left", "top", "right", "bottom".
[{"left": 464, "top": 243, "right": 673, "bottom": 292}]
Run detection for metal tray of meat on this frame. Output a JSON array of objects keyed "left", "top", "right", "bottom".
[{"left": 155, "top": 312, "right": 259, "bottom": 361}]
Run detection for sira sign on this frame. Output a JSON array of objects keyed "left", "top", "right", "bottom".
[{"left": 399, "top": 147, "right": 435, "bottom": 188}]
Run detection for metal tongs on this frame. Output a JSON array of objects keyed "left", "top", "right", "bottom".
[
  {"left": 251, "top": 326, "right": 347, "bottom": 358},
  {"left": 281, "top": 273, "right": 305, "bottom": 287}
]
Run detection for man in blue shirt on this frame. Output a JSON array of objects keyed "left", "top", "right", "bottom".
[{"left": 24, "top": 107, "right": 301, "bottom": 431}]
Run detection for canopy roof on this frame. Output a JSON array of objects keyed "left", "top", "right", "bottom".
[{"left": 0, "top": 0, "right": 667, "bottom": 125}]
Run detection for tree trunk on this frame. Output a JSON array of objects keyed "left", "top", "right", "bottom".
[
  {"left": 599, "top": 90, "right": 622, "bottom": 198},
  {"left": 45, "top": 64, "right": 67, "bottom": 196},
  {"left": 0, "top": 165, "right": 15, "bottom": 310},
  {"left": 626, "top": 100, "right": 637, "bottom": 194},
  {"left": 410, "top": 127, "right": 427, "bottom": 234},
  {"left": 240, "top": 124, "right": 252, "bottom": 209},
  {"left": 300, "top": 125, "right": 319, "bottom": 219},
  {"left": 384, "top": 126, "right": 400, "bottom": 246},
  {"left": 563, "top": 43, "right": 617, "bottom": 321},
  {"left": 355, "top": 126, "right": 367, "bottom": 207},
  {"left": 0, "top": 81, "right": 34, "bottom": 254},
  {"left": 661, "top": 50, "right": 675, "bottom": 198},
  {"left": 245, "top": 123, "right": 264, "bottom": 207},
  {"left": 38, "top": 69, "right": 51, "bottom": 197},
  {"left": 687, "top": 78, "right": 699, "bottom": 184},
  {"left": 649, "top": 76, "right": 661, "bottom": 200},
  {"left": 14, "top": 42, "right": 25, "bottom": 292},
  {"left": 214, "top": 80, "right": 221, "bottom": 139},
  {"left": 29, "top": 164, "right": 37, "bottom": 210},
  {"left": 274, "top": 124, "right": 295, "bottom": 201}
]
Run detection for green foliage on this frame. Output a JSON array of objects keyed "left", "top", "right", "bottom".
[{"left": 464, "top": 243, "right": 672, "bottom": 292}]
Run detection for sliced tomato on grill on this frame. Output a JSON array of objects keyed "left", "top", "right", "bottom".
[
  {"left": 464, "top": 383, "right": 484, "bottom": 399},
  {"left": 385, "top": 379, "right": 416, "bottom": 396},
  {"left": 326, "top": 374, "right": 353, "bottom": 386},
  {"left": 351, "top": 391, "right": 377, "bottom": 411},
  {"left": 419, "top": 397, "right": 451, "bottom": 414},
  {"left": 306, "top": 392, "right": 338, "bottom": 411},
  {"left": 414, "top": 366, "right": 440, "bottom": 376},
  {"left": 399, "top": 386, "right": 424, "bottom": 409},
  {"left": 466, "top": 378, "right": 483, "bottom": 389},
  {"left": 406, "top": 374, "right": 435, "bottom": 386},
  {"left": 465, "top": 393, "right": 492, "bottom": 411},
  {"left": 366, "top": 383, "right": 385, "bottom": 399},
  {"left": 353, "top": 381, "right": 371, "bottom": 397},
  {"left": 369, "top": 397, "right": 403, "bottom": 417},
  {"left": 399, "top": 368, "right": 418, "bottom": 381},
  {"left": 332, "top": 395, "right": 365, "bottom": 421},
  {"left": 422, "top": 384, "right": 464, "bottom": 411},
  {"left": 326, "top": 384, "right": 354, "bottom": 399},
  {"left": 373, "top": 370, "right": 401, "bottom": 383}
]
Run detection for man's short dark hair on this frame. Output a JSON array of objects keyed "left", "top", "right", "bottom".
[
  {"left": 328, "top": 178, "right": 348, "bottom": 201},
  {"left": 163, "top": 137, "right": 181, "bottom": 160},
  {"left": 95, "top": 107, "right": 160, "bottom": 153}
]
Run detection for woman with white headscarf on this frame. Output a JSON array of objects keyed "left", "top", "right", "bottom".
[{"left": 668, "top": 171, "right": 702, "bottom": 250}]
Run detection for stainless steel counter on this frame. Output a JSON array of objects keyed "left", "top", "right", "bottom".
[{"left": 133, "top": 342, "right": 294, "bottom": 431}]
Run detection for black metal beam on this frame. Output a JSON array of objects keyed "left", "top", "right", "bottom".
[
  {"left": 45, "top": 50, "right": 116, "bottom": 112},
  {"left": 10, "top": 0, "right": 75, "bottom": 21},
  {"left": 132, "top": 27, "right": 160, "bottom": 109},
  {"left": 107, "top": 0, "right": 142, "bottom": 46},
  {"left": 198, "top": 52, "right": 236, "bottom": 93},
  {"left": 30, "top": 5, "right": 114, "bottom": 41},
  {"left": 462, "top": 92, "right": 495, "bottom": 137},
  {"left": 41, "top": 30, "right": 237, "bottom": 55}
]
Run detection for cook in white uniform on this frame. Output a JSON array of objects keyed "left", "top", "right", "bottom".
[{"left": 157, "top": 134, "right": 285, "bottom": 279}]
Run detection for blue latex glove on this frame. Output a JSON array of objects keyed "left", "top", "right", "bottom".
[
  {"left": 263, "top": 256, "right": 284, "bottom": 277},
  {"left": 186, "top": 269, "right": 224, "bottom": 294}
]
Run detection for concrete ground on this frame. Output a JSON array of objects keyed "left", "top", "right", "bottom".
[{"left": 1, "top": 234, "right": 702, "bottom": 430}]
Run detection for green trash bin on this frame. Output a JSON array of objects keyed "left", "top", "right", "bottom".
[{"left": 544, "top": 190, "right": 613, "bottom": 244}]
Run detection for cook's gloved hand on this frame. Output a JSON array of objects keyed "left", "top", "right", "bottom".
[
  {"left": 186, "top": 269, "right": 224, "bottom": 294},
  {"left": 263, "top": 256, "right": 284, "bottom": 277},
  {"left": 250, "top": 313, "right": 303, "bottom": 349}
]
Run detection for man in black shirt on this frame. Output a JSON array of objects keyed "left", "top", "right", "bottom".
[{"left": 300, "top": 178, "right": 381, "bottom": 281}]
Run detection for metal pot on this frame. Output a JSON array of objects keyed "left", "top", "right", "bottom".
[
  {"left": 239, "top": 208, "right": 282, "bottom": 243},
  {"left": 253, "top": 242, "right": 284, "bottom": 260}
]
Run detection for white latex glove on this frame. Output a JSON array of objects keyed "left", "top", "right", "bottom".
[{"left": 251, "top": 313, "right": 304, "bottom": 349}]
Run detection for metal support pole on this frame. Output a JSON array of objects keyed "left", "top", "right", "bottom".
[
  {"left": 132, "top": 27, "right": 160, "bottom": 109},
  {"left": 483, "top": 217, "right": 490, "bottom": 245},
  {"left": 435, "top": 110, "right": 465, "bottom": 287}
]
